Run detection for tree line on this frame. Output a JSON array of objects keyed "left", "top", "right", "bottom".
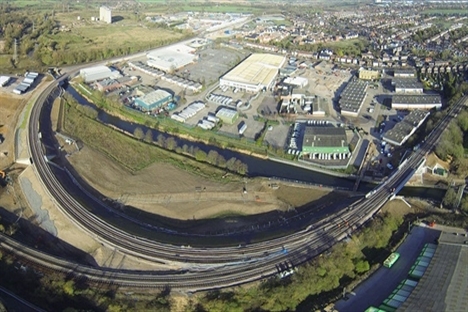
[
  {"left": 133, "top": 127, "right": 249, "bottom": 175},
  {"left": 185, "top": 211, "right": 404, "bottom": 312}
]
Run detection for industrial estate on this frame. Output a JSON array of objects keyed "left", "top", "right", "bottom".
[{"left": 0, "top": 0, "right": 468, "bottom": 311}]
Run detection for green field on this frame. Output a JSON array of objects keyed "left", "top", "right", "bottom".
[{"left": 422, "top": 8, "right": 468, "bottom": 15}]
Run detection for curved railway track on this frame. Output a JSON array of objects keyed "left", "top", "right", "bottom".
[{"left": 21, "top": 73, "right": 466, "bottom": 290}]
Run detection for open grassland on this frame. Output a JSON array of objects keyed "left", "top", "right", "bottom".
[
  {"left": 422, "top": 8, "right": 468, "bottom": 15},
  {"left": 62, "top": 99, "right": 241, "bottom": 183}
]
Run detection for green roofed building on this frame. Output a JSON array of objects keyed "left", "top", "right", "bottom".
[
  {"left": 134, "top": 89, "right": 172, "bottom": 112},
  {"left": 301, "top": 126, "right": 350, "bottom": 160}
]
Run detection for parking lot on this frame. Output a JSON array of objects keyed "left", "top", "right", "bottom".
[{"left": 184, "top": 47, "right": 249, "bottom": 86}]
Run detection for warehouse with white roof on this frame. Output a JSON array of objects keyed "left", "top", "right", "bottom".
[
  {"left": 146, "top": 44, "right": 198, "bottom": 72},
  {"left": 220, "top": 53, "right": 286, "bottom": 93},
  {"left": 80, "top": 66, "right": 122, "bottom": 83}
]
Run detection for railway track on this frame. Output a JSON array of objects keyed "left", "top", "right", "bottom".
[{"left": 22, "top": 72, "right": 466, "bottom": 290}]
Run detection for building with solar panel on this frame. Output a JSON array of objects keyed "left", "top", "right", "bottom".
[
  {"left": 219, "top": 53, "right": 286, "bottom": 93},
  {"left": 338, "top": 79, "right": 368, "bottom": 117},
  {"left": 392, "top": 94, "right": 442, "bottom": 110}
]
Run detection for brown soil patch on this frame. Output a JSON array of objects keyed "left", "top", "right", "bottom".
[
  {"left": 0, "top": 93, "right": 26, "bottom": 169},
  {"left": 65, "top": 143, "right": 333, "bottom": 220},
  {"left": 381, "top": 198, "right": 421, "bottom": 218}
]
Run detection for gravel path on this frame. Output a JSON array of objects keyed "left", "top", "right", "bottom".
[{"left": 19, "top": 176, "right": 57, "bottom": 236}]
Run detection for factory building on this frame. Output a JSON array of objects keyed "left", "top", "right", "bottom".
[
  {"left": 134, "top": 89, "right": 173, "bottom": 111},
  {"left": 383, "top": 110, "right": 430, "bottom": 146},
  {"left": 339, "top": 79, "right": 368, "bottom": 117},
  {"left": 220, "top": 53, "right": 285, "bottom": 93},
  {"left": 392, "top": 94, "right": 442, "bottom": 110},
  {"left": 301, "top": 126, "right": 350, "bottom": 160},
  {"left": 216, "top": 108, "right": 239, "bottom": 124},
  {"left": 358, "top": 69, "right": 380, "bottom": 81},
  {"left": 100, "top": 6, "right": 112, "bottom": 24},
  {"left": 80, "top": 66, "right": 122, "bottom": 83}
]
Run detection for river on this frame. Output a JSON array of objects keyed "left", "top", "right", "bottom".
[{"left": 64, "top": 85, "right": 447, "bottom": 201}]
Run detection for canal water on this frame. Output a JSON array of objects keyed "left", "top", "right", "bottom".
[{"left": 64, "top": 85, "right": 447, "bottom": 201}]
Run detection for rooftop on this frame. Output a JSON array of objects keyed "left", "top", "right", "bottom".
[
  {"left": 393, "top": 78, "right": 423, "bottom": 90},
  {"left": 383, "top": 110, "right": 430, "bottom": 145},
  {"left": 400, "top": 231, "right": 468, "bottom": 311},
  {"left": 137, "top": 89, "right": 172, "bottom": 105},
  {"left": 339, "top": 79, "right": 368, "bottom": 113},
  {"left": 392, "top": 94, "right": 442, "bottom": 105},
  {"left": 302, "top": 126, "right": 348, "bottom": 149},
  {"left": 221, "top": 53, "right": 285, "bottom": 87}
]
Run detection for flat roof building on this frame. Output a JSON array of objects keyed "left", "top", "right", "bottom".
[
  {"left": 359, "top": 69, "right": 380, "bottom": 81},
  {"left": 146, "top": 44, "right": 197, "bottom": 72},
  {"left": 392, "top": 94, "right": 442, "bottom": 110},
  {"left": 283, "top": 76, "right": 308, "bottom": 88},
  {"left": 392, "top": 78, "right": 423, "bottom": 94},
  {"left": 216, "top": 108, "right": 238, "bottom": 124},
  {"left": 0, "top": 76, "right": 11, "bottom": 87},
  {"left": 220, "top": 53, "right": 285, "bottom": 93},
  {"left": 134, "top": 89, "right": 172, "bottom": 111},
  {"left": 80, "top": 65, "right": 121, "bottom": 83},
  {"left": 400, "top": 230, "right": 468, "bottom": 311},
  {"left": 383, "top": 110, "right": 430, "bottom": 146},
  {"left": 302, "top": 126, "right": 350, "bottom": 160},
  {"left": 339, "top": 79, "right": 368, "bottom": 117},
  {"left": 393, "top": 67, "right": 415, "bottom": 77}
]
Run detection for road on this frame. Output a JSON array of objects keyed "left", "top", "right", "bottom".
[{"left": 21, "top": 60, "right": 468, "bottom": 290}]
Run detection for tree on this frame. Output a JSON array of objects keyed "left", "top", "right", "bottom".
[
  {"left": 144, "top": 129, "right": 153, "bottom": 143},
  {"left": 195, "top": 150, "right": 207, "bottom": 162},
  {"left": 354, "top": 259, "right": 370, "bottom": 274},
  {"left": 133, "top": 127, "right": 144, "bottom": 140},
  {"left": 442, "top": 187, "right": 458, "bottom": 209},
  {"left": 157, "top": 134, "right": 166, "bottom": 147},
  {"left": 165, "top": 137, "right": 177, "bottom": 151},
  {"left": 207, "top": 150, "right": 219, "bottom": 165}
]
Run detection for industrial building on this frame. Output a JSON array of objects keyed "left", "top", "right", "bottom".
[
  {"left": 0, "top": 76, "right": 11, "bottom": 87},
  {"left": 220, "top": 53, "right": 286, "bottom": 93},
  {"left": 146, "top": 44, "right": 197, "bottom": 72},
  {"left": 96, "top": 76, "right": 138, "bottom": 92},
  {"left": 100, "top": 6, "right": 112, "bottom": 24},
  {"left": 400, "top": 231, "right": 468, "bottom": 311},
  {"left": 80, "top": 66, "right": 122, "bottom": 83},
  {"left": 283, "top": 76, "right": 308, "bottom": 88},
  {"left": 392, "top": 94, "right": 442, "bottom": 110},
  {"left": 383, "top": 110, "right": 430, "bottom": 146},
  {"left": 393, "top": 68, "right": 416, "bottom": 78},
  {"left": 339, "top": 79, "right": 368, "bottom": 117},
  {"left": 358, "top": 69, "right": 380, "bottom": 81},
  {"left": 216, "top": 108, "right": 238, "bottom": 124},
  {"left": 392, "top": 78, "right": 423, "bottom": 93},
  {"left": 134, "top": 89, "right": 173, "bottom": 111},
  {"left": 301, "top": 126, "right": 350, "bottom": 160}
]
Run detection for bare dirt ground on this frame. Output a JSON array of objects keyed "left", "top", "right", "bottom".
[
  {"left": 0, "top": 93, "right": 27, "bottom": 169},
  {"left": 66, "top": 144, "right": 333, "bottom": 220}
]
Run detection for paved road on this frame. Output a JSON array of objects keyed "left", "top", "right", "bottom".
[
  {"left": 0, "top": 287, "right": 45, "bottom": 312},
  {"left": 334, "top": 226, "right": 440, "bottom": 312}
]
